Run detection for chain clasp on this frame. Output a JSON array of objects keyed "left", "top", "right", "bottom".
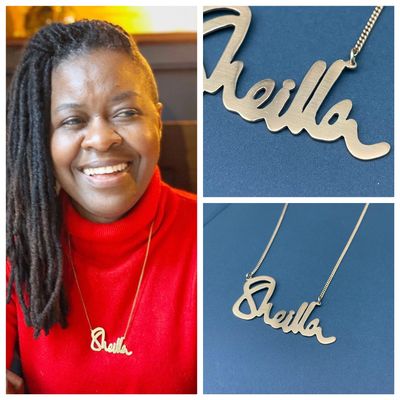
[{"left": 348, "top": 48, "right": 358, "bottom": 69}]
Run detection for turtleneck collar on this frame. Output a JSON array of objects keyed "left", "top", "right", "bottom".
[{"left": 62, "top": 168, "right": 161, "bottom": 264}]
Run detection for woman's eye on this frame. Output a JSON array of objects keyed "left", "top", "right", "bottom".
[
  {"left": 61, "top": 117, "right": 84, "bottom": 127},
  {"left": 114, "top": 109, "right": 139, "bottom": 119}
]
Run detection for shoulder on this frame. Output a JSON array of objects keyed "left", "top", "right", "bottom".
[
  {"left": 160, "top": 181, "right": 196, "bottom": 212},
  {"left": 157, "top": 181, "right": 196, "bottom": 235}
]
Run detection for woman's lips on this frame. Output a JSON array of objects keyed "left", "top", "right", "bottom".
[
  {"left": 82, "top": 162, "right": 129, "bottom": 176},
  {"left": 78, "top": 162, "right": 132, "bottom": 188}
]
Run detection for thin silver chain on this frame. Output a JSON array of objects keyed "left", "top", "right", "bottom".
[
  {"left": 246, "top": 204, "right": 288, "bottom": 279},
  {"left": 246, "top": 204, "right": 369, "bottom": 304},
  {"left": 67, "top": 221, "right": 154, "bottom": 338},
  {"left": 317, "top": 204, "right": 368, "bottom": 304},
  {"left": 349, "top": 6, "right": 383, "bottom": 67}
]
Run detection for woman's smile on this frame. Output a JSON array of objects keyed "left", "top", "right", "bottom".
[
  {"left": 81, "top": 161, "right": 130, "bottom": 177},
  {"left": 78, "top": 160, "right": 133, "bottom": 188}
]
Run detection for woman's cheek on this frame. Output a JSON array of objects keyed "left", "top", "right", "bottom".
[
  {"left": 50, "top": 131, "right": 81, "bottom": 173},
  {"left": 127, "top": 124, "right": 161, "bottom": 157}
]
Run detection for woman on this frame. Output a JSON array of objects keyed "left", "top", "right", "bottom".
[{"left": 6, "top": 20, "right": 196, "bottom": 394}]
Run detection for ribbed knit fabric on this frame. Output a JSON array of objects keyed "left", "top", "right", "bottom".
[{"left": 6, "top": 169, "right": 197, "bottom": 394}]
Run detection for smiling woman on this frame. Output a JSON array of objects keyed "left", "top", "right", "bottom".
[
  {"left": 50, "top": 49, "right": 162, "bottom": 223},
  {"left": 6, "top": 20, "right": 196, "bottom": 394}
]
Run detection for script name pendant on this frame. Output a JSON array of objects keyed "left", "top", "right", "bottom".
[
  {"left": 232, "top": 276, "right": 336, "bottom": 345},
  {"left": 204, "top": 6, "right": 391, "bottom": 160},
  {"left": 90, "top": 327, "right": 133, "bottom": 356}
]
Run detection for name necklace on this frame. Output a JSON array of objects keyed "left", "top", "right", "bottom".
[
  {"left": 232, "top": 204, "right": 369, "bottom": 345},
  {"left": 204, "top": 6, "right": 390, "bottom": 160},
  {"left": 67, "top": 221, "right": 154, "bottom": 357}
]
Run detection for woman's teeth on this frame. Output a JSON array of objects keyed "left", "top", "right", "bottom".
[{"left": 83, "top": 162, "right": 128, "bottom": 176}]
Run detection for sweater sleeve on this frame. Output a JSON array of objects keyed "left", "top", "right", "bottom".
[{"left": 6, "top": 260, "right": 18, "bottom": 369}]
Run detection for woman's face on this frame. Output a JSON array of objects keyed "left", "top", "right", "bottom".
[{"left": 50, "top": 49, "right": 162, "bottom": 223}]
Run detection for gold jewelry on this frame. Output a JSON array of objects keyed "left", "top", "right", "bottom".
[
  {"left": 204, "top": 7, "right": 390, "bottom": 160},
  {"left": 67, "top": 221, "right": 154, "bottom": 357},
  {"left": 232, "top": 204, "right": 369, "bottom": 345}
]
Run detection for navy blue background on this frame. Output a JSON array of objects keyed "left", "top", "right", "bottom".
[
  {"left": 203, "top": 203, "right": 394, "bottom": 393},
  {"left": 203, "top": 7, "right": 394, "bottom": 196}
]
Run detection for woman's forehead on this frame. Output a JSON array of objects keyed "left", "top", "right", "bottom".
[{"left": 51, "top": 49, "right": 148, "bottom": 101}]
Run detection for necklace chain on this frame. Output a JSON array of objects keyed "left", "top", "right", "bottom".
[
  {"left": 246, "top": 204, "right": 369, "bottom": 304},
  {"left": 67, "top": 221, "right": 154, "bottom": 338},
  {"left": 317, "top": 204, "right": 368, "bottom": 303},
  {"left": 349, "top": 6, "right": 383, "bottom": 66},
  {"left": 246, "top": 204, "right": 288, "bottom": 279}
]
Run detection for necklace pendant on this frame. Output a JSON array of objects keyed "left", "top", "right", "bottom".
[
  {"left": 90, "top": 327, "right": 133, "bottom": 356},
  {"left": 232, "top": 275, "right": 336, "bottom": 345},
  {"left": 204, "top": 6, "right": 390, "bottom": 160}
]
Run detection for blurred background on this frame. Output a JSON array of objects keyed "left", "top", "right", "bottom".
[{"left": 6, "top": 6, "right": 197, "bottom": 193}]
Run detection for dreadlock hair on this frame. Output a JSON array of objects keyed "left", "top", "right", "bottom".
[{"left": 7, "top": 20, "right": 158, "bottom": 338}]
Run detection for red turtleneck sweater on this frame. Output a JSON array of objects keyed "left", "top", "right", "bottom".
[{"left": 6, "top": 170, "right": 197, "bottom": 394}]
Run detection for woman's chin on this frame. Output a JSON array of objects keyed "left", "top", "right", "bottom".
[{"left": 72, "top": 198, "right": 139, "bottom": 224}]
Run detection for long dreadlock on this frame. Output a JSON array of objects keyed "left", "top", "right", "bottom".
[{"left": 7, "top": 20, "right": 158, "bottom": 337}]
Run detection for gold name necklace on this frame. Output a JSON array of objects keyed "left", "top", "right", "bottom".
[
  {"left": 67, "top": 221, "right": 154, "bottom": 357},
  {"left": 232, "top": 204, "right": 369, "bottom": 345},
  {"left": 204, "top": 7, "right": 390, "bottom": 160}
]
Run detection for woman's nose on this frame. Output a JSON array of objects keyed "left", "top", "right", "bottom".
[{"left": 81, "top": 118, "right": 122, "bottom": 151}]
